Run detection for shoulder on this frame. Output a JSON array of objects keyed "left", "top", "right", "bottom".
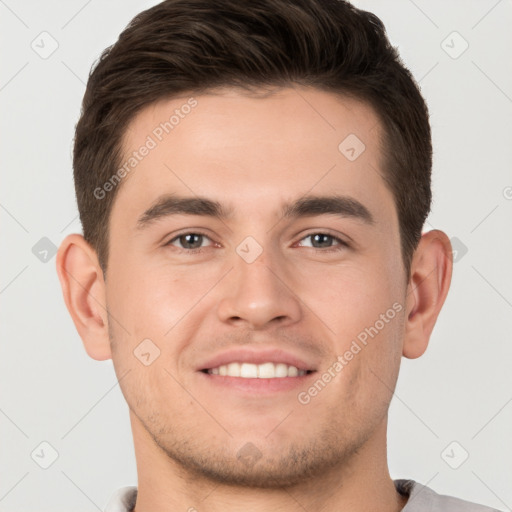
[
  {"left": 104, "top": 486, "right": 138, "bottom": 512},
  {"left": 395, "top": 479, "right": 503, "bottom": 512}
]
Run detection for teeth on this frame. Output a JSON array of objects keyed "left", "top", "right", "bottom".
[
  {"left": 240, "top": 363, "right": 258, "bottom": 378},
  {"left": 258, "top": 362, "right": 276, "bottom": 378},
  {"left": 275, "top": 363, "right": 289, "bottom": 378},
  {"left": 287, "top": 365, "right": 299, "bottom": 377},
  {"left": 207, "top": 362, "right": 308, "bottom": 378}
]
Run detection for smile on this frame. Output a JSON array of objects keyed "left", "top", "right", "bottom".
[{"left": 204, "top": 362, "right": 314, "bottom": 378}]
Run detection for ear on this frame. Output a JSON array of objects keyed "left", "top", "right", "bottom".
[
  {"left": 56, "top": 234, "right": 112, "bottom": 361},
  {"left": 403, "top": 229, "right": 453, "bottom": 359}
]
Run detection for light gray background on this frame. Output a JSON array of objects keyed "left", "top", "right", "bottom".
[{"left": 1, "top": 1, "right": 511, "bottom": 511}]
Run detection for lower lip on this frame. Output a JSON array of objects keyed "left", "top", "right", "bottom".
[{"left": 197, "top": 370, "right": 317, "bottom": 394}]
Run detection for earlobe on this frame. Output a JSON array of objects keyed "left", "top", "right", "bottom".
[
  {"left": 56, "top": 234, "right": 112, "bottom": 361},
  {"left": 403, "top": 230, "right": 453, "bottom": 359}
]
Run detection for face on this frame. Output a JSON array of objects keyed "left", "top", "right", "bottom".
[{"left": 105, "top": 86, "right": 408, "bottom": 487}]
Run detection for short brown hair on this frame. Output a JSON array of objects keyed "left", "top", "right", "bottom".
[{"left": 74, "top": 0, "right": 432, "bottom": 278}]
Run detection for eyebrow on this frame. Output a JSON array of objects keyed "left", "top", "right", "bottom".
[
  {"left": 282, "top": 194, "right": 375, "bottom": 225},
  {"left": 137, "top": 195, "right": 232, "bottom": 229},
  {"left": 136, "top": 193, "right": 375, "bottom": 229}
]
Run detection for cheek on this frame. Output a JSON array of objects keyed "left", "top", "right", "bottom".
[
  {"left": 293, "top": 259, "right": 401, "bottom": 337},
  {"left": 114, "top": 353, "right": 193, "bottom": 431},
  {"left": 107, "top": 259, "right": 217, "bottom": 339},
  {"left": 106, "top": 259, "right": 228, "bottom": 391},
  {"left": 295, "top": 259, "right": 405, "bottom": 393}
]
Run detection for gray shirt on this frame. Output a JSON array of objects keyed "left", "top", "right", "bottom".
[{"left": 104, "top": 479, "right": 502, "bottom": 511}]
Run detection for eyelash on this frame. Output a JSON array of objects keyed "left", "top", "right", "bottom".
[{"left": 164, "top": 231, "right": 349, "bottom": 254}]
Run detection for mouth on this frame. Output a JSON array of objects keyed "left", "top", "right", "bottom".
[
  {"left": 201, "top": 362, "right": 315, "bottom": 378},
  {"left": 195, "top": 347, "right": 319, "bottom": 394}
]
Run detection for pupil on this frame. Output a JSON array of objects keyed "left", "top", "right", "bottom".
[
  {"left": 181, "top": 234, "right": 202, "bottom": 249},
  {"left": 313, "top": 234, "right": 332, "bottom": 248}
]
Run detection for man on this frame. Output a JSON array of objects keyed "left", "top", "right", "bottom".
[{"left": 56, "top": 0, "right": 501, "bottom": 510}]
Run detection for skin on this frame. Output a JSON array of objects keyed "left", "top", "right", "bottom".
[{"left": 57, "top": 86, "right": 452, "bottom": 512}]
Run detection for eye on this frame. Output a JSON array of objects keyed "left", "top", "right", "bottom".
[
  {"left": 297, "top": 233, "right": 348, "bottom": 251},
  {"left": 166, "top": 232, "right": 214, "bottom": 251}
]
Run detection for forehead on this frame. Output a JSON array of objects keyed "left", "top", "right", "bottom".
[{"left": 112, "top": 86, "right": 394, "bottom": 225}]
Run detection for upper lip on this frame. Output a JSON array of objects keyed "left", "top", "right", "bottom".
[{"left": 197, "top": 347, "right": 317, "bottom": 372}]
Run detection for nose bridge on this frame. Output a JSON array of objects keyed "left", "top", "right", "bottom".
[{"left": 216, "top": 239, "right": 302, "bottom": 329}]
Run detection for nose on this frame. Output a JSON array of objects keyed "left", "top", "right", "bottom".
[{"left": 216, "top": 248, "right": 302, "bottom": 330}]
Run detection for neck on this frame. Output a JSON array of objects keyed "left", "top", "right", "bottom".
[{"left": 130, "top": 413, "right": 407, "bottom": 512}]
